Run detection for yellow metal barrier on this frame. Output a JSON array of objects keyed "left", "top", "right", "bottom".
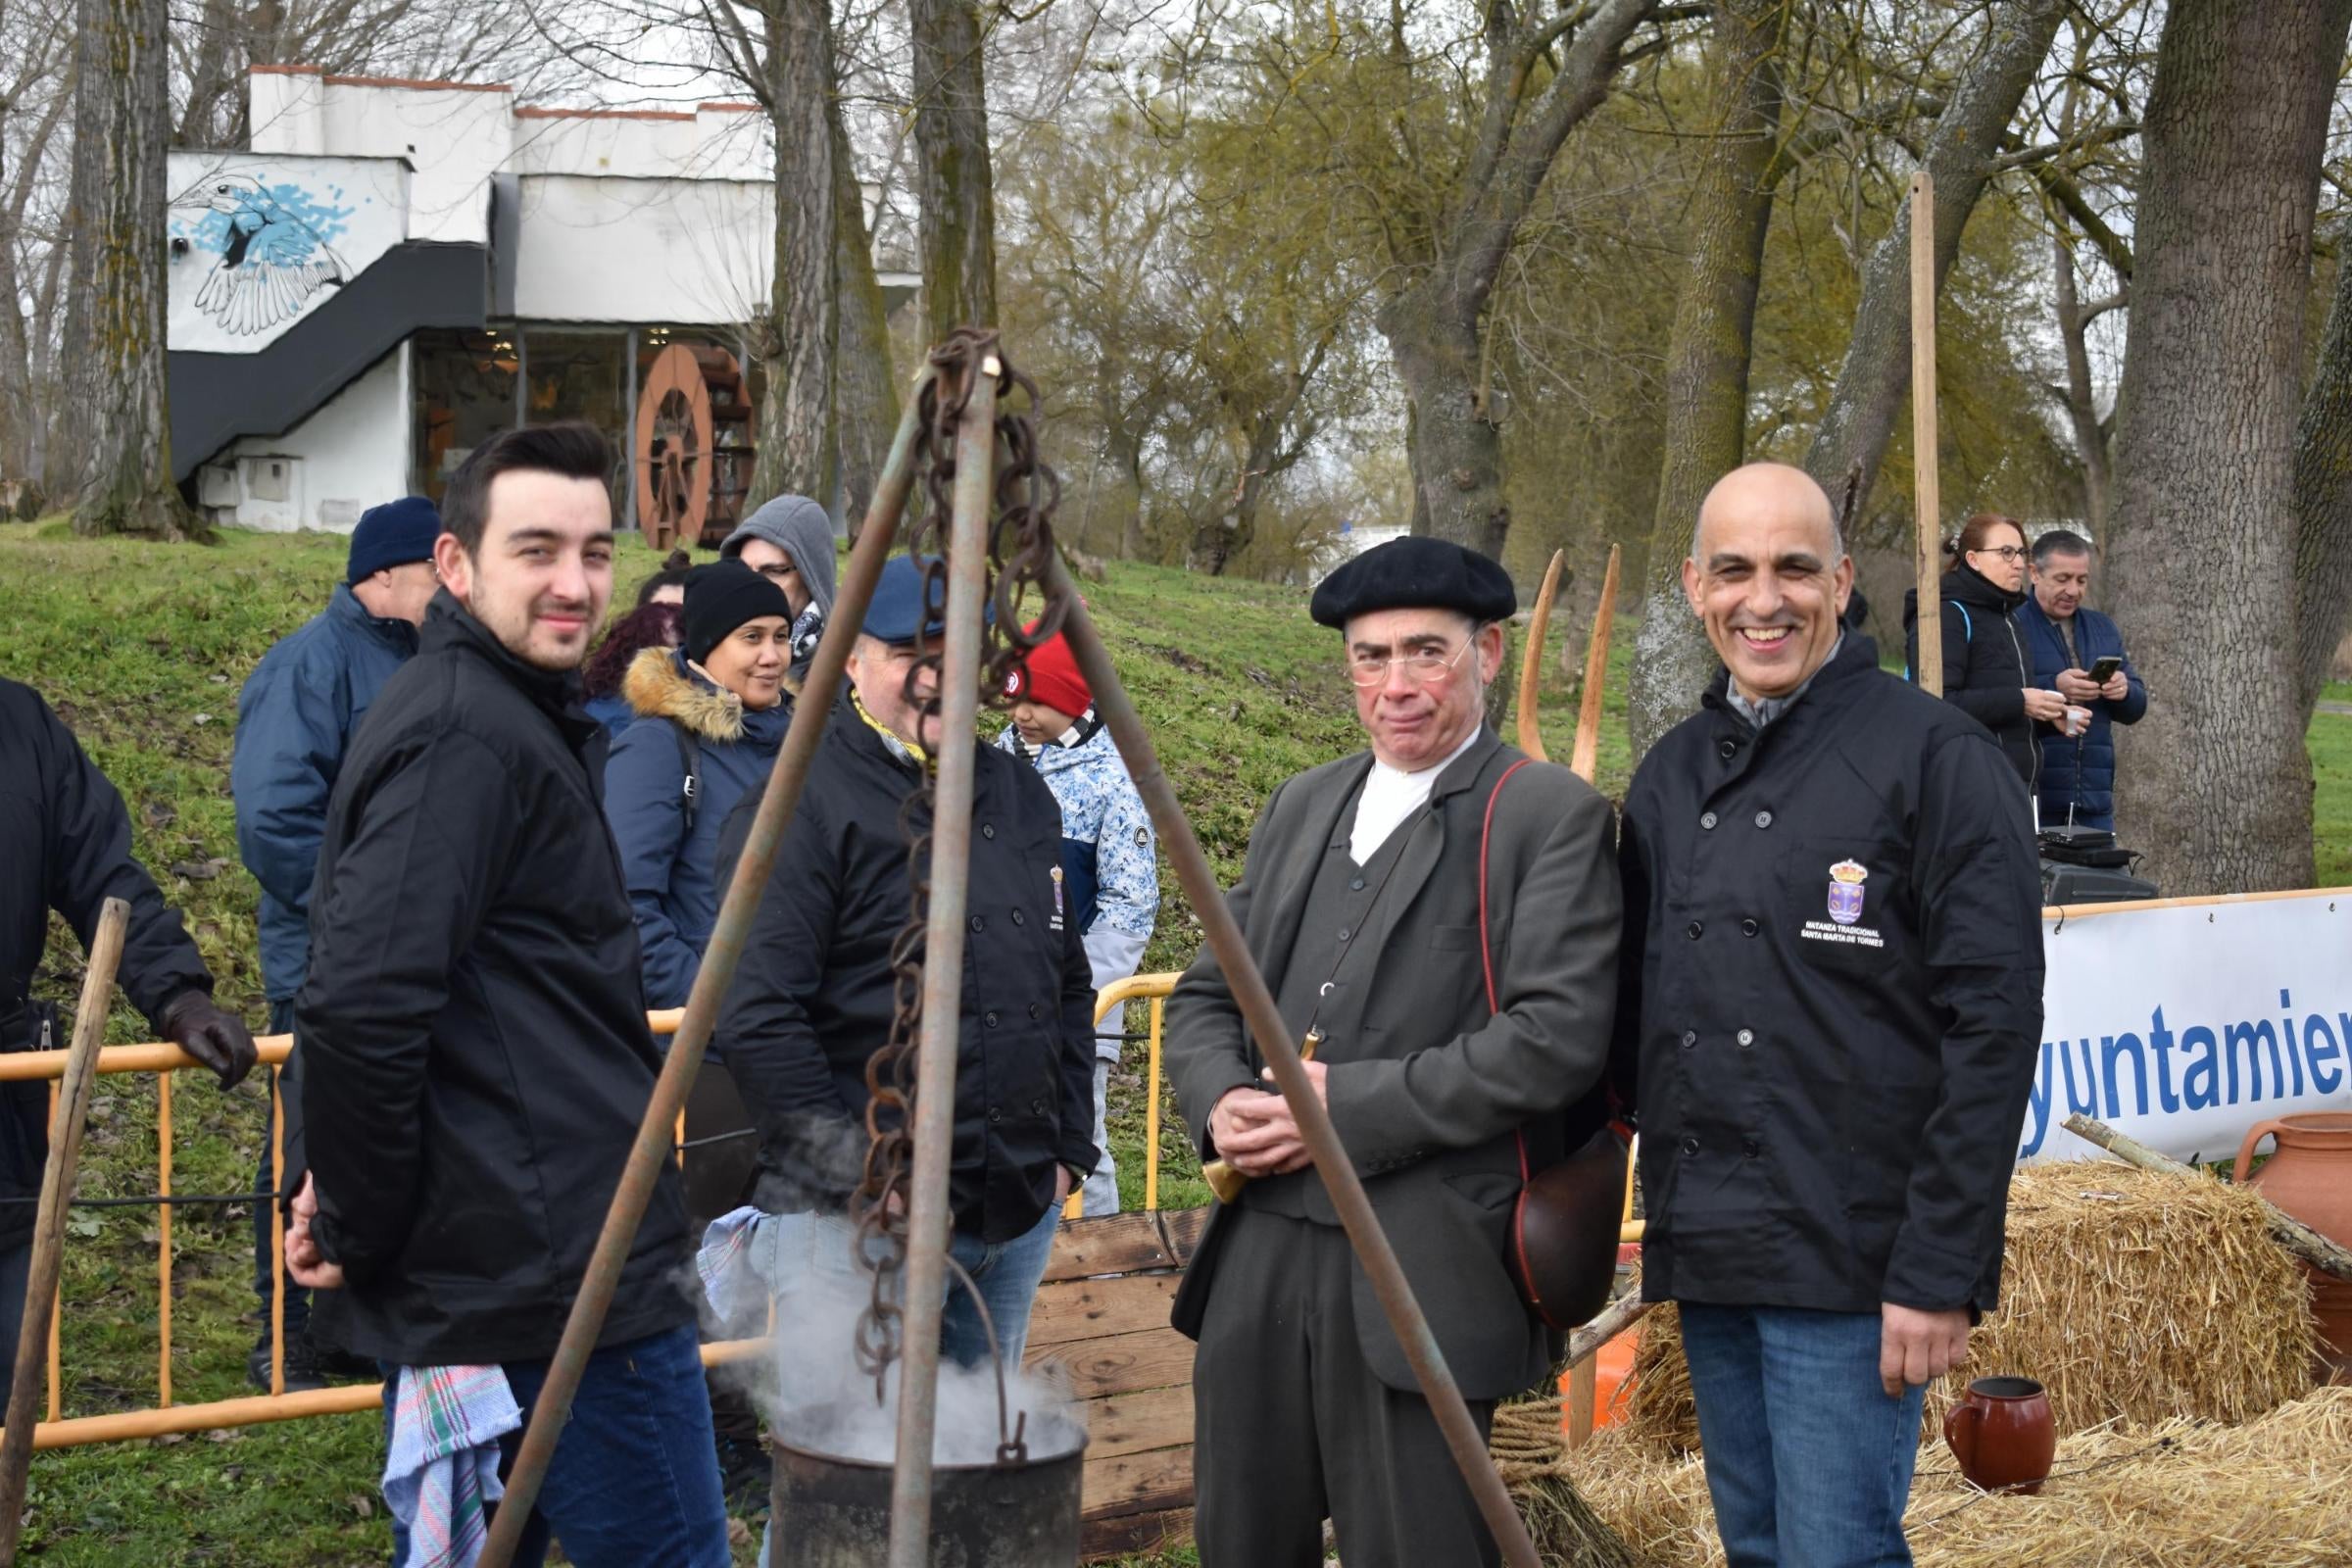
[
  {"left": 0, "top": 1008, "right": 770, "bottom": 1450},
  {"left": 0, "top": 979, "right": 1633, "bottom": 1450},
  {"left": 1062, "top": 972, "right": 1181, "bottom": 1220}
]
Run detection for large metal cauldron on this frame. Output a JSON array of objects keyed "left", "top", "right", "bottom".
[{"left": 768, "top": 1406, "right": 1088, "bottom": 1567}]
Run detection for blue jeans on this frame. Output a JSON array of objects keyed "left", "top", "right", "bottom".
[
  {"left": 1677, "top": 1303, "right": 1928, "bottom": 1568},
  {"left": 750, "top": 1200, "right": 1062, "bottom": 1371},
  {"left": 378, "top": 1324, "right": 728, "bottom": 1568}
]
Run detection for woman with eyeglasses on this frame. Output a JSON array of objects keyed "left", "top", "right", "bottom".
[{"left": 1902, "top": 512, "right": 2063, "bottom": 789}]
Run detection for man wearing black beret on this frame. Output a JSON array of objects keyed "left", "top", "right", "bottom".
[{"left": 1164, "top": 535, "right": 1623, "bottom": 1566}]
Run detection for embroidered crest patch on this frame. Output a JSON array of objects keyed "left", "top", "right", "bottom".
[{"left": 1827, "top": 858, "right": 1868, "bottom": 926}]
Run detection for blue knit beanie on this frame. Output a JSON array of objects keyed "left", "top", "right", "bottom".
[{"left": 347, "top": 497, "right": 443, "bottom": 584}]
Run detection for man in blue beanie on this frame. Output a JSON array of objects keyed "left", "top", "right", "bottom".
[{"left": 228, "top": 495, "right": 439, "bottom": 1389}]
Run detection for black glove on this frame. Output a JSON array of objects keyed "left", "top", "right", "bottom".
[{"left": 159, "top": 991, "right": 258, "bottom": 1089}]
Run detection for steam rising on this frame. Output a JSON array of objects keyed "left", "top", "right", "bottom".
[{"left": 699, "top": 1198, "right": 1081, "bottom": 1469}]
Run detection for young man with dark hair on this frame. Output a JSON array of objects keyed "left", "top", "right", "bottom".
[
  {"left": 2021, "top": 529, "right": 2148, "bottom": 832},
  {"left": 231, "top": 495, "right": 437, "bottom": 1390},
  {"left": 286, "top": 421, "right": 728, "bottom": 1565}
]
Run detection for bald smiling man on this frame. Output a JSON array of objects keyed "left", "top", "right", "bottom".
[{"left": 1611, "top": 464, "right": 2044, "bottom": 1567}]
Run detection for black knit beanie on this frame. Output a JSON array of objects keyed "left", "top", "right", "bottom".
[{"left": 682, "top": 560, "right": 794, "bottom": 665}]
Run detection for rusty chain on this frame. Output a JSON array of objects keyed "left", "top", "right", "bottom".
[{"left": 851, "top": 328, "right": 1069, "bottom": 1402}]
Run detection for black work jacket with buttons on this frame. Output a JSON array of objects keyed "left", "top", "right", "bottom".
[
  {"left": 713, "top": 700, "right": 1099, "bottom": 1244},
  {"left": 1613, "top": 635, "right": 2043, "bottom": 1318}
]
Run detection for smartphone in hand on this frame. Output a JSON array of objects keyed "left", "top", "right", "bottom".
[{"left": 2086, "top": 655, "right": 2123, "bottom": 684}]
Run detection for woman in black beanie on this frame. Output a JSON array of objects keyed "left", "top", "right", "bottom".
[{"left": 602, "top": 561, "right": 795, "bottom": 1008}]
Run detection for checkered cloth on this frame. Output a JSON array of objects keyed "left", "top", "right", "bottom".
[
  {"left": 696, "top": 1204, "right": 770, "bottom": 1339},
  {"left": 382, "top": 1363, "right": 522, "bottom": 1568}
]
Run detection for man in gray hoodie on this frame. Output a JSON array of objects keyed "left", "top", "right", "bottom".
[{"left": 719, "top": 495, "right": 838, "bottom": 682}]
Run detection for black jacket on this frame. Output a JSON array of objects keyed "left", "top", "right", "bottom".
[
  {"left": 292, "top": 593, "right": 693, "bottom": 1365},
  {"left": 1615, "top": 636, "right": 2043, "bottom": 1317},
  {"left": 0, "top": 679, "right": 215, "bottom": 1249},
  {"left": 1903, "top": 565, "right": 2038, "bottom": 790},
  {"left": 713, "top": 700, "right": 1098, "bottom": 1245}
]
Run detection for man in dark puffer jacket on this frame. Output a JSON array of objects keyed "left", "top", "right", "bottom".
[{"left": 2018, "top": 530, "right": 2148, "bottom": 833}]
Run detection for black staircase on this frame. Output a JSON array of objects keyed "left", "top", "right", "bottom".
[{"left": 169, "top": 240, "right": 490, "bottom": 483}]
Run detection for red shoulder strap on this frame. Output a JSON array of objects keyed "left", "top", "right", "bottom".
[{"left": 1479, "top": 758, "right": 1535, "bottom": 1014}]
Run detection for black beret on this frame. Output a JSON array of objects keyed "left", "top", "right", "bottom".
[{"left": 1309, "top": 536, "right": 1516, "bottom": 629}]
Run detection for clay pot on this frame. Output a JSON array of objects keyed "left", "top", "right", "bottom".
[
  {"left": 2235, "top": 1112, "right": 2352, "bottom": 1382},
  {"left": 1942, "top": 1376, "right": 2055, "bottom": 1495}
]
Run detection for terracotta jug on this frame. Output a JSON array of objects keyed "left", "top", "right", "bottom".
[
  {"left": 2235, "top": 1112, "right": 2352, "bottom": 1382},
  {"left": 1941, "top": 1377, "right": 2055, "bottom": 1495}
]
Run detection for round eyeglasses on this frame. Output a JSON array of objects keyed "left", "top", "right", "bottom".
[{"left": 1346, "top": 639, "right": 1475, "bottom": 688}]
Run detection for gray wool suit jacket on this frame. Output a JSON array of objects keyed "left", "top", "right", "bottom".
[{"left": 1165, "top": 726, "right": 1622, "bottom": 1399}]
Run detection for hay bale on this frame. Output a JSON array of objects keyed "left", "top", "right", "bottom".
[
  {"left": 1543, "top": 1387, "right": 2352, "bottom": 1568},
  {"left": 1619, "top": 1163, "right": 2317, "bottom": 1455}
]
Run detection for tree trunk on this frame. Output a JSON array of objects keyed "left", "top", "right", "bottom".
[
  {"left": 908, "top": 0, "right": 995, "bottom": 338},
  {"left": 2050, "top": 229, "right": 2113, "bottom": 535},
  {"left": 830, "top": 89, "right": 898, "bottom": 536},
  {"left": 71, "top": 0, "right": 196, "bottom": 539},
  {"left": 2106, "top": 0, "right": 2351, "bottom": 895},
  {"left": 1626, "top": 0, "right": 1787, "bottom": 756},
  {"left": 2292, "top": 218, "right": 2352, "bottom": 716},
  {"left": 54, "top": 5, "right": 107, "bottom": 495},
  {"left": 1379, "top": 0, "right": 1654, "bottom": 557},
  {"left": 749, "top": 0, "right": 838, "bottom": 509},
  {"left": 1799, "top": 0, "right": 2069, "bottom": 509}
]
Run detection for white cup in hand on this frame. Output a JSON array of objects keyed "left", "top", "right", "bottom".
[{"left": 2063, "top": 706, "right": 2090, "bottom": 738}]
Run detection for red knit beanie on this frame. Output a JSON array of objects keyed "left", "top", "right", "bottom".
[{"left": 1007, "top": 625, "right": 1091, "bottom": 718}]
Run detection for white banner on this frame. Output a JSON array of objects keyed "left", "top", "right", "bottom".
[{"left": 2020, "top": 889, "right": 2352, "bottom": 1166}]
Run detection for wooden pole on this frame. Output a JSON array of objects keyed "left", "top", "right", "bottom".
[
  {"left": 1569, "top": 544, "right": 1621, "bottom": 783},
  {"left": 2061, "top": 1113, "right": 2352, "bottom": 1283},
  {"left": 1564, "top": 1291, "right": 1656, "bottom": 1371},
  {"left": 1908, "top": 171, "right": 1944, "bottom": 699},
  {"left": 1515, "top": 550, "right": 1566, "bottom": 761},
  {"left": 0, "top": 898, "right": 129, "bottom": 1561}
]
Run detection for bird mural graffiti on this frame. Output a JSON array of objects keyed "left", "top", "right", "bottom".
[{"left": 173, "top": 173, "right": 352, "bottom": 337}]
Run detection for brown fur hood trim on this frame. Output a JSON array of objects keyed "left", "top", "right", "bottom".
[{"left": 620, "top": 646, "right": 746, "bottom": 742}]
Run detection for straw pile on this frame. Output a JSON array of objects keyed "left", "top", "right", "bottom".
[
  {"left": 1493, "top": 1398, "right": 1636, "bottom": 1568},
  {"left": 1522, "top": 1386, "right": 2352, "bottom": 1568},
  {"left": 1618, "top": 1162, "right": 2317, "bottom": 1455}
]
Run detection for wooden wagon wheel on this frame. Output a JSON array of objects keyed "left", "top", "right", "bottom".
[{"left": 634, "top": 344, "right": 759, "bottom": 551}]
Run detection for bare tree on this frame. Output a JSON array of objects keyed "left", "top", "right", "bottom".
[
  {"left": 73, "top": 0, "right": 198, "bottom": 536},
  {"left": 1374, "top": 0, "right": 1671, "bottom": 557},
  {"left": 1624, "top": 0, "right": 1788, "bottom": 752},
  {"left": 1797, "top": 0, "right": 2069, "bottom": 507},
  {"left": 2106, "top": 0, "right": 2352, "bottom": 894},
  {"left": 2046, "top": 227, "right": 2119, "bottom": 532}
]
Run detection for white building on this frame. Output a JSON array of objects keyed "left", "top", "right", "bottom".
[{"left": 168, "top": 66, "right": 915, "bottom": 535}]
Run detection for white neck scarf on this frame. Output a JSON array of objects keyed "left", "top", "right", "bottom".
[{"left": 1348, "top": 725, "right": 1483, "bottom": 865}]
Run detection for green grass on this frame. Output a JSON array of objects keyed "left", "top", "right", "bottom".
[
  {"left": 7, "top": 514, "right": 2331, "bottom": 1564},
  {"left": 2312, "top": 710, "right": 2352, "bottom": 888}
]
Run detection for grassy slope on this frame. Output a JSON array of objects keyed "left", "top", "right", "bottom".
[{"left": 4, "top": 516, "right": 2336, "bottom": 1563}]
